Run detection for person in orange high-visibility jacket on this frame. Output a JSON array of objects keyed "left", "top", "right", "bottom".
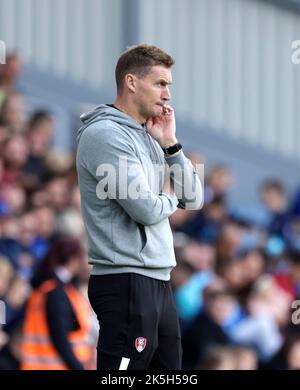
[{"left": 20, "top": 235, "right": 94, "bottom": 370}]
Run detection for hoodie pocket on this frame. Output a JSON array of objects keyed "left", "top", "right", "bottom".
[
  {"left": 138, "top": 220, "right": 176, "bottom": 268},
  {"left": 111, "top": 206, "right": 147, "bottom": 265},
  {"left": 137, "top": 223, "right": 147, "bottom": 254}
]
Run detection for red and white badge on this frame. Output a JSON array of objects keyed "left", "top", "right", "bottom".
[{"left": 135, "top": 337, "right": 147, "bottom": 353}]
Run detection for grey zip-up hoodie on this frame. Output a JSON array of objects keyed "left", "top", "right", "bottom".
[{"left": 76, "top": 104, "right": 202, "bottom": 281}]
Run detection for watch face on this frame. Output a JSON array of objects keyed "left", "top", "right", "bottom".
[{"left": 163, "top": 143, "right": 182, "bottom": 155}]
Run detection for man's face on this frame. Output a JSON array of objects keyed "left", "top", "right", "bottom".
[
  {"left": 134, "top": 65, "right": 172, "bottom": 120},
  {"left": 262, "top": 188, "right": 285, "bottom": 213}
]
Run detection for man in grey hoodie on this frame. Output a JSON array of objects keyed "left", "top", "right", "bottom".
[{"left": 76, "top": 44, "right": 203, "bottom": 370}]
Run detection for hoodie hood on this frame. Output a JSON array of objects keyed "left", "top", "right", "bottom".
[{"left": 77, "top": 104, "right": 145, "bottom": 144}]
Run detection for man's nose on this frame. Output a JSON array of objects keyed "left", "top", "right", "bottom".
[{"left": 162, "top": 87, "right": 171, "bottom": 102}]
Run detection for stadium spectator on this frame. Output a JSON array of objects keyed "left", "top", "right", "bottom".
[
  {"left": 0, "top": 91, "right": 26, "bottom": 133},
  {"left": 20, "top": 235, "right": 94, "bottom": 370},
  {"left": 261, "top": 180, "right": 290, "bottom": 238}
]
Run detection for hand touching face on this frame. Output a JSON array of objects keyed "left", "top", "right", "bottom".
[{"left": 146, "top": 104, "right": 177, "bottom": 147}]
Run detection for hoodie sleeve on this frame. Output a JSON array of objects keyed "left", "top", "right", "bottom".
[
  {"left": 81, "top": 125, "right": 179, "bottom": 226},
  {"left": 165, "top": 151, "right": 203, "bottom": 210}
]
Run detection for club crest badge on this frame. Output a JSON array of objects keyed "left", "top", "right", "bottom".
[{"left": 135, "top": 337, "right": 147, "bottom": 353}]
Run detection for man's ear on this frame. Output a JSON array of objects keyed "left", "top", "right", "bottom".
[{"left": 124, "top": 73, "right": 137, "bottom": 93}]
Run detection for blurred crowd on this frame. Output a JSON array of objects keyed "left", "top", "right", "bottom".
[
  {"left": 0, "top": 53, "right": 96, "bottom": 369},
  {"left": 1, "top": 53, "right": 300, "bottom": 370},
  {"left": 171, "top": 162, "right": 300, "bottom": 370}
]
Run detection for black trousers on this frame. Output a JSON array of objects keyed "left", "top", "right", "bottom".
[{"left": 88, "top": 273, "right": 182, "bottom": 370}]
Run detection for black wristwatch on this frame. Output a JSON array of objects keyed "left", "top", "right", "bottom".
[{"left": 161, "top": 142, "right": 182, "bottom": 156}]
